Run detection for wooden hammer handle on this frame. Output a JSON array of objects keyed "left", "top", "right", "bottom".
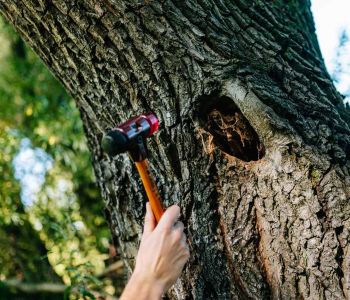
[{"left": 135, "top": 159, "right": 164, "bottom": 223}]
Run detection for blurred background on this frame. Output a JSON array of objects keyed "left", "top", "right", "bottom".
[
  {"left": 0, "top": 0, "right": 349, "bottom": 299},
  {"left": 0, "top": 14, "right": 125, "bottom": 300}
]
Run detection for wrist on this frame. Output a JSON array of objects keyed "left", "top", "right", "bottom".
[{"left": 127, "top": 270, "right": 165, "bottom": 300}]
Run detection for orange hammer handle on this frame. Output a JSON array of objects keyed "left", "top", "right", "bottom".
[{"left": 135, "top": 160, "right": 164, "bottom": 223}]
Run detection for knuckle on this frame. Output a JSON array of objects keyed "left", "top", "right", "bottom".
[
  {"left": 183, "top": 243, "right": 190, "bottom": 255},
  {"left": 173, "top": 230, "right": 182, "bottom": 242},
  {"left": 179, "top": 242, "right": 186, "bottom": 251},
  {"left": 175, "top": 224, "right": 184, "bottom": 235},
  {"left": 177, "top": 221, "right": 184, "bottom": 229},
  {"left": 179, "top": 238, "right": 189, "bottom": 250},
  {"left": 179, "top": 244, "right": 190, "bottom": 259},
  {"left": 160, "top": 226, "right": 171, "bottom": 236},
  {"left": 158, "top": 226, "right": 170, "bottom": 237}
]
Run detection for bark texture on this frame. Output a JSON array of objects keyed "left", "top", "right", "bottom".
[{"left": 1, "top": 0, "right": 350, "bottom": 299}]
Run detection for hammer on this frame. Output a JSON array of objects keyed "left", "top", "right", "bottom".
[{"left": 101, "top": 113, "right": 164, "bottom": 222}]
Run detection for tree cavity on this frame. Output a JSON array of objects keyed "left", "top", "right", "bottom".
[{"left": 197, "top": 95, "right": 265, "bottom": 161}]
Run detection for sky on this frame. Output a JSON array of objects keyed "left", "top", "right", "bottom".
[
  {"left": 12, "top": 1, "right": 350, "bottom": 206},
  {"left": 311, "top": 0, "right": 350, "bottom": 100},
  {"left": 12, "top": 138, "right": 53, "bottom": 207}
]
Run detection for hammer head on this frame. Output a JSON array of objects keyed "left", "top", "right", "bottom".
[{"left": 102, "top": 113, "right": 159, "bottom": 158}]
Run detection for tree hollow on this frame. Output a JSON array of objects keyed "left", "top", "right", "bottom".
[{"left": 198, "top": 95, "right": 265, "bottom": 161}]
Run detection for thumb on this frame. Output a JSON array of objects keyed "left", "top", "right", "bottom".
[{"left": 143, "top": 202, "right": 156, "bottom": 236}]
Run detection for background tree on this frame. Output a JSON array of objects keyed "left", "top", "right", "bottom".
[
  {"left": 0, "top": 127, "right": 63, "bottom": 300},
  {"left": 0, "top": 17, "right": 123, "bottom": 299},
  {"left": 1, "top": 0, "right": 350, "bottom": 299}
]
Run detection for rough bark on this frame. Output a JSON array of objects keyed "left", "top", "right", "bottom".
[{"left": 1, "top": 0, "right": 349, "bottom": 299}]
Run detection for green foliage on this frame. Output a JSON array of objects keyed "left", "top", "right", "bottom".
[
  {"left": 0, "top": 129, "right": 63, "bottom": 300},
  {"left": 0, "top": 18, "right": 89, "bottom": 179},
  {"left": 0, "top": 16, "right": 119, "bottom": 298}
]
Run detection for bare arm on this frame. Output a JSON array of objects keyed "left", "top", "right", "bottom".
[{"left": 120, "top": 204, "right": 190, "bottom": 300}]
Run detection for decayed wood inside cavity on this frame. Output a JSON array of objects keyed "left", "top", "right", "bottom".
[{"left": 201, "top": 96, "right": 265, "bottom": 161}]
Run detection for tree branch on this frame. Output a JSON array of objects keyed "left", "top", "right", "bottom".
[{"left": 2, "top": 279, "right": 118, "bottom": 300}]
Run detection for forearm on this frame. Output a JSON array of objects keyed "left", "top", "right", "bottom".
[{"left": 120, "top": 272, "right": 164, "bottom": 300}]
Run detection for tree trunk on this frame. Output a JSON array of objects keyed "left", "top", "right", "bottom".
[{"left": 1, "top": 1, "right": 349, "bottom": 299}]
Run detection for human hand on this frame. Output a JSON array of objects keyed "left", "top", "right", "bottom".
[{"left": 127, "top": 203, "right": 190, "bottom": 299}]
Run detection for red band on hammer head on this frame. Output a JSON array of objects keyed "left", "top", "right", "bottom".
[{"left": 145, "top": 113, "right": 159, "bottom": 136}]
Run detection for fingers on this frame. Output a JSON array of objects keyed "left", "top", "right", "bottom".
[
  {"left": 173, "top": 221, "right": 184, "bottom": 233},
  {"left": 157, "top": 205, "right": 180, "bottom": 231},
  {"left": 143, "top": 202, "right": 156, "bottom": 236},
  {"left": 181, "top": 233, "right": 187, "bottom": 245},
  {"left": 173, "top": 221, "right": 189, "bottom": 254},
  {"left": 178, "top": 225, "right": 189, "bottom": 254}
]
